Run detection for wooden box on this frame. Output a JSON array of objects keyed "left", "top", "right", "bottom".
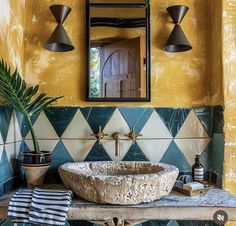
[{"left": 173, "top": 185, "right": 211, "bottom": 196}]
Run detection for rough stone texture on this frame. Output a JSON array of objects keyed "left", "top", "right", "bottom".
[{"left": 58, "top": 161, "right": 179, "bottom": 205}]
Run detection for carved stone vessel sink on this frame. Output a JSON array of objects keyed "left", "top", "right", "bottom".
[{"left": 59, "top": 161, "right": 179, "bottom": 205}]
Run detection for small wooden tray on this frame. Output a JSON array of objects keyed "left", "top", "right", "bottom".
[{"left": 173, "top": 185, "right": 211, "bottom": 196}]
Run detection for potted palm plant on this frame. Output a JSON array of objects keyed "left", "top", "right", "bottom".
[{"left": 0, "top": 60, "right": 62, "bottom": 187}]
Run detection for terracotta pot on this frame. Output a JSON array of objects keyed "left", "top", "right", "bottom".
[
  {"left": 20, "top": 151, "right": 51, "bottom": 188},
  {"left": 22, "top": 165, "right": 51, "bottom": 188}
]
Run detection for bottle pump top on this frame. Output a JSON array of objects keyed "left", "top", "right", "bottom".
[{"left": 195, "top": 155, "right": 200, "bottom": 162}]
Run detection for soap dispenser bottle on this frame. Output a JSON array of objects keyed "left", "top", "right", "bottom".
[{"left": 192, "top": 155, "right": 204, "bottom": 183}]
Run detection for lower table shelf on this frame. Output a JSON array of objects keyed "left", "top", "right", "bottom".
[{"left": 0, "top": 187, "right": 235, "bottom": 225}]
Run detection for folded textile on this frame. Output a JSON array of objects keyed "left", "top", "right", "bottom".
[
  {"left": 29, "top": 188, "right": 73, "bottom": 226},
  {"left": 8, "top": 188, "right": 72, "bottom": 225},
  {"left": 8, "top": 189, "right": 33, "bottom": 223}
]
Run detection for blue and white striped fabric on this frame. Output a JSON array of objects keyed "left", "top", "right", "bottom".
[
  {"left": 8, "top": 188, "right": 33, "bottom": 223},
  {"left": 8, "top": 188, "right": 72, "bottom": 225},
  {"left": 29, "top": 188, "right": 72, "bottom": 225}
]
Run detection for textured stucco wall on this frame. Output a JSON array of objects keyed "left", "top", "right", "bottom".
[
  {"left": 209, "top": 0, "right": 223, "bottom": 105},
  {"left": 23, "top": 0, "right": 222, "bottom": 107},
  {"left": 223, "top": 0, "right": 236, "bottom": 198},
  {"left": 0, "top": 0, "right": 25, "bottom": 74}
]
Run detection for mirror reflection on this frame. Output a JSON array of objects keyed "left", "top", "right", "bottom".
[{"left": 87, "top": 0, "right": 150, "bottom": 101}]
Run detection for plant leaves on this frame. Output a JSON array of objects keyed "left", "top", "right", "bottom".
[{"left": 0, "top": 59, "right": 63, "bottom": 126}]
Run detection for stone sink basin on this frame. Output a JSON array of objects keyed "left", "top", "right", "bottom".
[{"left": 59, "top": 161, "right": 179, "bottom": 205}]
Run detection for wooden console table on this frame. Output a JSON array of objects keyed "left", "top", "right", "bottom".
[{"left": 0, "top": 188, "right": 235, "bottom": 225}]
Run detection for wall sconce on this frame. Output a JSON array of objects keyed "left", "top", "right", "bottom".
[
  {"left": 163, "top": 5, "right": 192, "bottom": 52},
  {"left": 44, "top": 4, "right": 75, "bottom": 52}
]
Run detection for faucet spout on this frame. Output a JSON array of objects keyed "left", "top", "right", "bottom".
[{"left": 112, "top": 132, "right": 120, "bottom": 157}]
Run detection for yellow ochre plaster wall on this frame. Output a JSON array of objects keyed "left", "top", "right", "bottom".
[
  {"left": 23, "top": 0, "right": 223, "bottom": 107},
  {"left": 0, "top": 0, "right": 25, "bottom": 74},
  {"left": 223, "top": 0, "right": 236, "bottom": 198}
]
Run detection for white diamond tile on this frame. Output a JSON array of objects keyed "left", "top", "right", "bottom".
[
  {"left": 6, "top": 113, "right": 14, "bottom": 143},
  {"left": 0, "top": 145, "right": 4, "bottom": 160},
  {"left": 103, "top": 109, "right": 130, "bottom": 139},
  {"left": 176, "top": 110, "right": 209, "bottom": 138},
  {"left": 136, "top": 139, "right": 172, "bottom": 162},
  {"left": 25, "top": 139, "right": 59, "bottom": 153},
  {"left": 6, "top": 111, "right": 22, "bottom": 144},
  {"left": 25, "top": 112, "right": 59, "bottom": 140},
  {"left": 101, "top": 140, "right": 133, "bottom": 161},
  {"left": 5, "top": 141, "right": 22, "bottom": 172},
  {"left": 0, "top": 132, "right": 3, "bottom": 145},
  {"left": 174, "top": 138, "right": 211, "bottom": 165},
  {"left": 62, "top": 109, "right": 94, "bottom": 139},
  {"left": 140, "top": 111, "right": 172, "bottom": 139},
  {"left": 62, "top": 139, "right": 96, "bottom": 161}
]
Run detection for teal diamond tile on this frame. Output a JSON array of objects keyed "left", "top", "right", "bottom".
[
  {"left": 45, "top": 107, "right": 78, "bottom": 137},
  {"left": 119, "top": 107, "right": 154, "bottom": 133},
  {"left": 3, "top": 178, "right": 13, "bottom": 194},
  {"left": 123, "top": 143, "right": 148, "bottom": 161},
  {"left": 51, "top": 140, "right": 74, "bottom": 171},
  {"left": 0, "top": 184, "right": 4, "bottom": 197},
  {"left": 85, "top": 141, "right": 112, "bottom": 161},
  {"left": 45, "top": 141, "right": 74, "bottom": 184},
  {"left": 161, "top": 140, "right": 191, "bottom": 173},
  {"left": 15, "top": 111, "right": 40, "bottom": 138},
  {"left": 0, "top": 149, "right": 12, "bottom": 183},
  {"left": 194, "top": 107, "right": 212, "bottom": 136},
  {"left": 80, "top": 107, "right": 116, "bottom": 133},
  {"left": 0, "top": 179, "right": 12, "bottom": 197},
  {"left": 16, "top": 141, "right": 31, "bottom": 180},
  {"left": 19, "top": 140, "right": 31, "bottom": 152},
  {"left": 167, "top": 221, "right": 179, "bottom": 226},
  {"left": 210, "top": 134, "right": 224, "bottom": 186},
  {"left": 155, "top": 108, "right": 190, "bottom": 137},
  {"left": 0, "top": 106, "right": 13, "bottom": 143},
  {"left": 212, "top": 106, "right": 224, "bottom": 134}
]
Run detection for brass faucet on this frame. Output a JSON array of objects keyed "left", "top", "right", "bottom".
[
  {"left": 91, "top": 126, "right": 108, "bottom": 145},
  {"left": 125, "top": 127, "right": 142, "bottom": 143},
  {"left": 112, "top": 132, "right": 120, "bottom": 157}
]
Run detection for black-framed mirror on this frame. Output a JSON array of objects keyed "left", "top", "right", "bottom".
[{"left": 86, "top": 0, "right": 150, "bottom": 102}]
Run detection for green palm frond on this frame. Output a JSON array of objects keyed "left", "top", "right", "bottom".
[{"left": 0, "top": 59, "right": 63, "bottom": 153}]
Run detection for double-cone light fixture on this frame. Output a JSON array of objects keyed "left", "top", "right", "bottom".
[
  {"left": 163, "top": 5, "right": 192, "bottom": 52},
  {"left": 44, "top": 4, "right": 75, "bottom": 52}
]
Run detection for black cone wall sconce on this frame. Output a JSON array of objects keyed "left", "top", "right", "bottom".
[
  {"left": 44, "top": 4, "right": 75, "bottom": 52},
  {"left": 163, "top": 5, "right": 192, "bottom": 52}
]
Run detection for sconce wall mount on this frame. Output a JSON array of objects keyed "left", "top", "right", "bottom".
[
  {"left": 163, "top": 5, "right": 192, "bottom": 52},
  {"left": 44, "top": 4, "right": 75, "bottom": 52}
]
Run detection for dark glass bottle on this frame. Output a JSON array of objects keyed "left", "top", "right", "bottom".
[{"left": 192, "top": 155, "right": 204, "bottom": 183}]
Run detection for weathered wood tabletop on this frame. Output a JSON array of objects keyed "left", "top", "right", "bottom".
[{"left": 0, "top": 188, "right": 235, "bottom": 222}]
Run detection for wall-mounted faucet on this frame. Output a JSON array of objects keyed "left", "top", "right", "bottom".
[
  {"left": 112, "top": 132, "right": 120, "bottom": 157},
  {"left": 125, "top": 127, "right": 142, "bottom": 144},
  {"left": 91, "top": 126, "right": 108, "bottom": 145},
  {"left": 92, "top": 127, "right": 142, "bottom": 158}
]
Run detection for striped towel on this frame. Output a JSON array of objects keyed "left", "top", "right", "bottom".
[
  {"left": 8, "top": 188, "right": 72, "bottom": 225},
  {"left": 29, "top": 188, "right": 72, "bottom": 225},
  {"left": 8, "top": 188, "right": 33, "bottom": 223}
]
